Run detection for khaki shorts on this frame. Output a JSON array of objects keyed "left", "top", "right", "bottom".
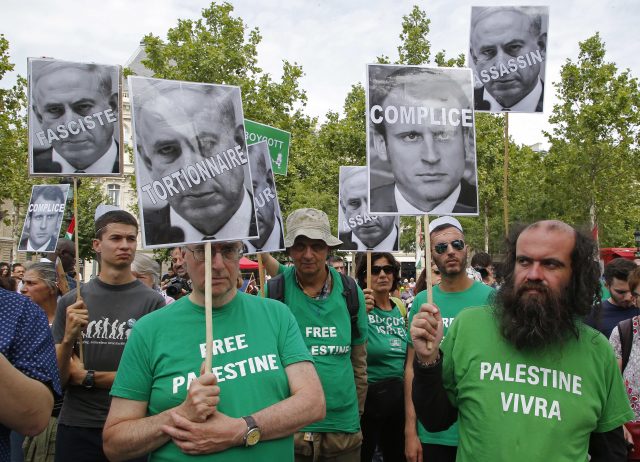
[
  {"left": 23, "top": 416, "right": 58, "bottom": 462},
  {"left": 294, "top": 431, "right": 362, "bottom": 462}
]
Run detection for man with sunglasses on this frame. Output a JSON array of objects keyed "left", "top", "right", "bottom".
[
  {"left": 105, "top": 239, "right": 325, "bottom": 461},
  {"left": 404, "top": 216, "right": 494, "bottom": 462},
  {"left": 588, "top": 258, "right": 639, "bottom": 338},
  {"left": 262, "top": 208, "right": 369, "bottom": 462}
]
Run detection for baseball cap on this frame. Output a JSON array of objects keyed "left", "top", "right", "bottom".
[{"left": 428, "top": 216, "right": 463, "bottom": 234}]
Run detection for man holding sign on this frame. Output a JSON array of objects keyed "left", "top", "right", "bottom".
[
  {"left": 104, "top": 240, "right": 324, "bottom": 461},
  {"left": 52, "top": 209, "right": 165, "bottom": 462},
  {"left": 410, "top": 220, "right": 631, "bottom": 461},
  {"left": 368, "top": 66, "right": 478, "bottom": 216},
  {"left": 404, "top": 217, "right": 493, "bottom": 462},
  {"left": 130, "top": 77, "right": 258, "bottom": 247}
]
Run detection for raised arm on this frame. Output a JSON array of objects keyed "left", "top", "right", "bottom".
[{"left": 260, "top": 253, "right": 281, "bottom": 278}]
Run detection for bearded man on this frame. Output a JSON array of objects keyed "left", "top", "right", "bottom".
[{"left": 410, "top": 220, "right": 633, "bottom": 462}]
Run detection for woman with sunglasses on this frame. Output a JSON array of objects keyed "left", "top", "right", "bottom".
[
  {"left": 19, "top": 262, "right": 61, "bottom": 462},
  {"left": 356, "top": 253, "right": 410, "bottom": 462}
]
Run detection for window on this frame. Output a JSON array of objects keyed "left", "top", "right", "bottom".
[{"left": 107, "top": 184, "right": 121, "bottom": 207}]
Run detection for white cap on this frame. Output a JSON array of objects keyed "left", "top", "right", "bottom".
[{"left": 428, "top": 216, "right": 463, "bottom": 234}]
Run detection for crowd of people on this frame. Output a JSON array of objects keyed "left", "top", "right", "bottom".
[{"left": 2, "top": 204, "right": 640, "bottom": 462}]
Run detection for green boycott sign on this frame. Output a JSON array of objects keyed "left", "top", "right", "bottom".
[{"left": 244, "top": 119, "right": 291, "bottom": 176}]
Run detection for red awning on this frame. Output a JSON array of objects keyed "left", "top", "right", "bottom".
[{"left": 239, "top": 256, "right": 259, "bottom": 270}]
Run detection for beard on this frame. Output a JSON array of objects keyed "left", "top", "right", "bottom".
[{"left": 495, "top": 280, "right": 578, "bottom": 350}]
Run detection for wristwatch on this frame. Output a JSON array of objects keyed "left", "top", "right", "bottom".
[
  {"left": 242, "top": 415, "right": 261, "bottom": 447},
  {"left": 81, "top": 370, "right": 95, "bottom": 389}
]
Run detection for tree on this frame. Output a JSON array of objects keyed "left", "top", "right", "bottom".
[
  {"left": 544, "top": 33, "right": 640, "bottom": 247},
  {"left": 0, "top": 36, "right": 36, "bottom": 222}
]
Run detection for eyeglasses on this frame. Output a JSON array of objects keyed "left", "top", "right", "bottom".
[
  {"left": 371, "top": 265, "right": 394, "bottom": 275},
  {"left": 434, "top": 239, "right": 465, "bottom": 254},
  {"left": 185, "top": 245, "right": 242, "bottom": 263}
]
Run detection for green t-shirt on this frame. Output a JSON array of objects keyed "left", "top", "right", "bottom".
[
  {"left": 110, "top": 291, "right": 312, "bottom": 462},
  {"left": 442, "top": 307, "right": 634, "bottom": 462},
  {"left": 275, "top": 265, "right": 368, "bottom": 433},
  {"left": 367, "top": 303, "right": 407, "bottom": 383},
  {"left": 409, "top": 281, "right": 494, "bottom": 446}
]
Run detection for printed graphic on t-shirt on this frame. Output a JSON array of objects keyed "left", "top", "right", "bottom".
[
  {"left": 171, "top": 332, "right": 282, "bottom": 395},
  {"left": 83, "top": 317, "right": 136, "bottom": 344}
]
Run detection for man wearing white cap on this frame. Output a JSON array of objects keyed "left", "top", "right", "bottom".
[
  {"left": 403, "top": 216, "right": 494, "bottom": 462},
  {"left": 262, "top": 208, "right": 369, "bottom": 462}
]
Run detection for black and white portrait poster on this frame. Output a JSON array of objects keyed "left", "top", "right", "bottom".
[
  {"left": 366, "top": 64, "right": 479, "bottom": 216},
  {"left": 469, "top": 6, "right": 549, "bottom": 113},
  {"left": 28, "top": 58, "right": 123, "bottom": 176},
  {"left": 338, "top": 166, "right": 399, "bottom": 252},
  {"left": 18, "top": 184, "right": 70, "bottom": 252},
  {"left": 242, "top": 141, "right": 285, "bottom": 254},
  {"left": 129, "top": 76, "right": 258, "bottom": 248}
]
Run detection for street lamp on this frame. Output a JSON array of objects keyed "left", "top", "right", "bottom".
[{"left": 634, "top": 230, "right": 640, "bottom": 258}]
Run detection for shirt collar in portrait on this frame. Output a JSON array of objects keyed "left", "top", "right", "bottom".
[
  {"left": 394, "top": 183, "right": 461, "bottom": 215},
  {"left": 27, "top": 237, "right": 53, "bottom": 252},
  {"left": 169, "top": 188, "right": 253, "bottom": 242},
  {"left": 244, "top": 216, "right": 282, "bottom": 254},
  {"left": 484, "top": 78, "right": 542, "bottom": 113},
  {"left": 352, "top": 224, "right": 398, "bottom": 251},
  {"left": 52, "top": 139, "right": 117, "bottom": 174}
]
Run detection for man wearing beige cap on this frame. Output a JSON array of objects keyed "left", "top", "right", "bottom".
[{"left": 263, "top": 208, "right": 369, "bottom": 462}]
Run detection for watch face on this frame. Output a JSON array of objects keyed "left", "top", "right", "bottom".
[{"left": 246, "top": 428, "right": 261, "bottom": 446}]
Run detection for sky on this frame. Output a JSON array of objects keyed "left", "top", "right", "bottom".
[{"left": 3, "top": 0, "right": 639, "bottom": 148}]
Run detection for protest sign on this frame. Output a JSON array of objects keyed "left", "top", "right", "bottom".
[
  {"left": 28, "top": 58, "right": 123, "bottom": 176},
  {"left": 469, "top": 6, "right": 549, "bottom": 113},
  {"left": 338, "top": 166, "right": 399, "bottom": 252},
  {"left": 18, "top": 184, "right": 70, "bottom": 252},
  {"left": 244, "top": 119, "right": 291, "bottom": 176},
  {"left": 129, "top": 76, "right": 259, "bottom": 248},
  {"left": 243, "top": 141, "right": 285, "bottom": 254},
  {"left": 367, "top": 64, "right": 479, "bottom": 216}
]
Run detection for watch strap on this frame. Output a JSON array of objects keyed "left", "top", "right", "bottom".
[{"left": 242, "top": 415, "right": 260, "bottom": 447}]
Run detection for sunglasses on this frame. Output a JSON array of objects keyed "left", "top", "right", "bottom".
[
  {"left": 371, "top": 265, "right": 394, "bottom": 275},
  {"left": 434, "top": 239, "right": 465, "bottom": 254}
]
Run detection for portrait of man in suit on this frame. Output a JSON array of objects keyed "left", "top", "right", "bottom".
[
  {"left": 18, "top": 185, "right": 68, "bottom": 252},
  {"left": 29, "top": 59, "right": 121, "bottom": 175},
  {"left": 367, "top": 65, "right": 478, "bottom": 216},
  {"left": 470, "top": 6, "right": 548, "bottom": 113},
  {"left": 130, "top": 77, "right": 258, "bottom": 247},
  {"left": 243, "top": 141, "right": 284, "bottom": 254},
  {"left": 338, "top": 166, "right": 398, "bottom": 252}
]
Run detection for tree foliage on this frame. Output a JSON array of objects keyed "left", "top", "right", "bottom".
[
  {"left": 0, "top": 36, "right": 36, "bottom": 222},
  {"left": 543, "top": 33, "right": 640, "bottom": 247}
]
